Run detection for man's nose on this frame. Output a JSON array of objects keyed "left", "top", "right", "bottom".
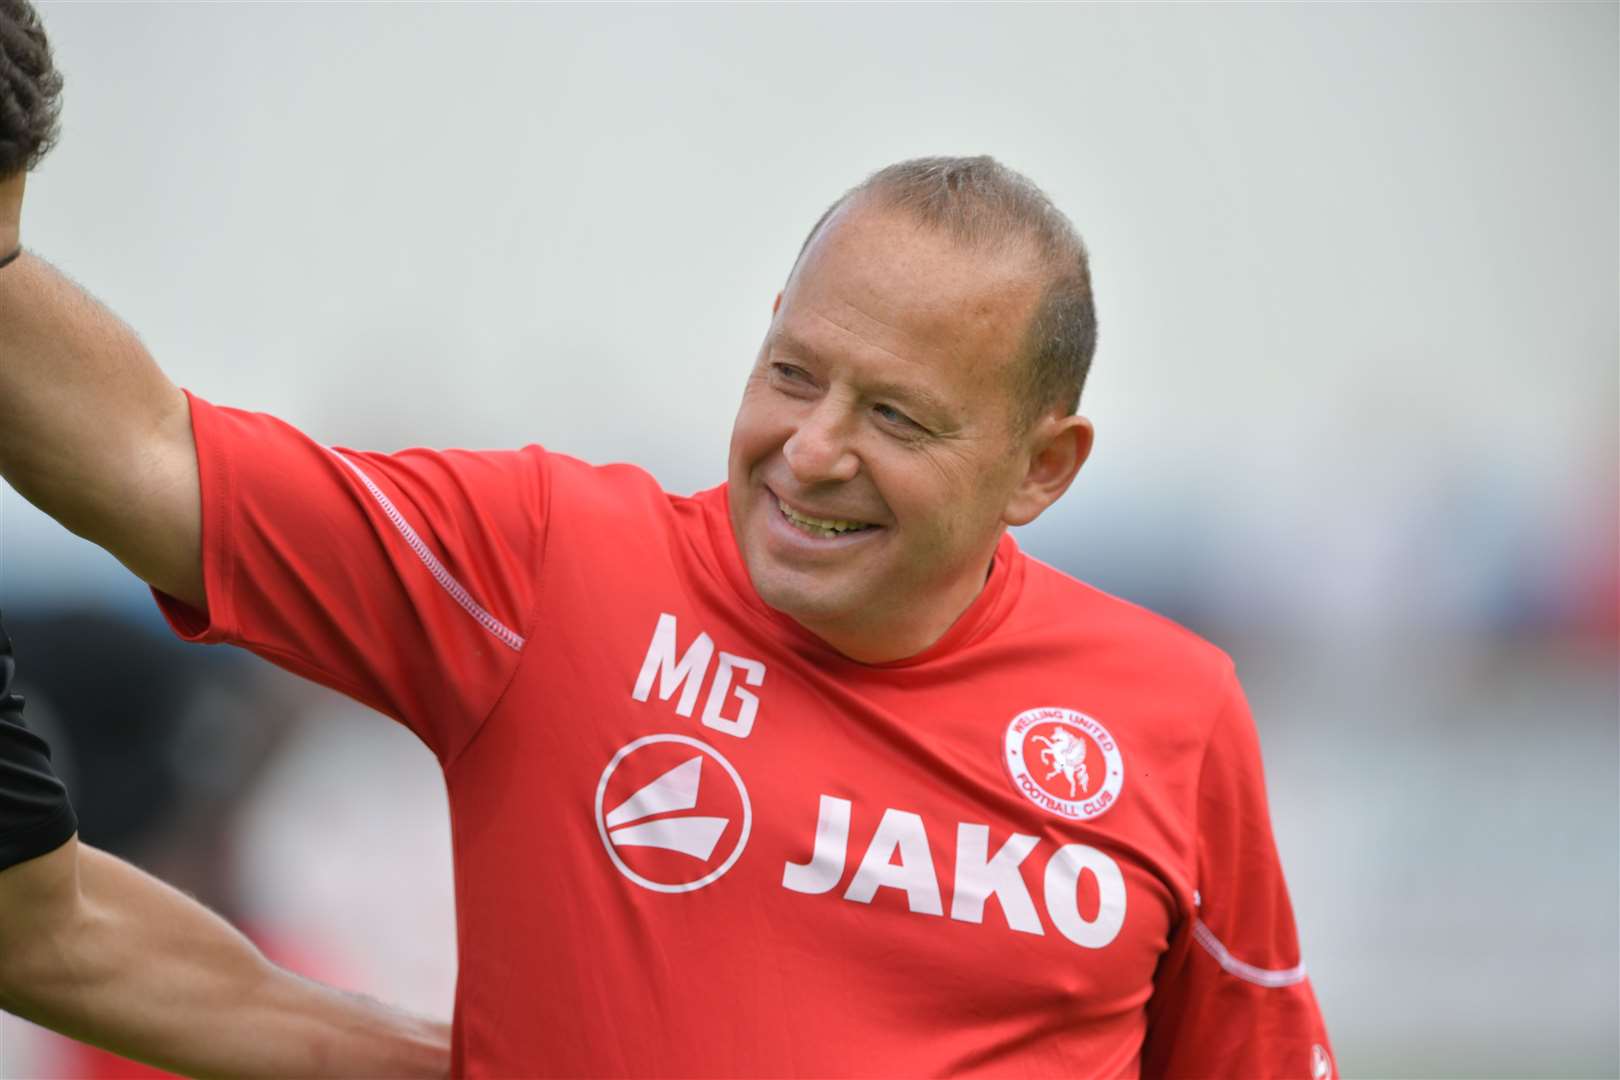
[{"left": 783, "top": 402, "right": 860, "bottom": 485}]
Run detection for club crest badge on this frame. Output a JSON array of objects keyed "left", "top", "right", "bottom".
[{"left": 1002, "top": 707, "right": 1124, "bottom": 821}]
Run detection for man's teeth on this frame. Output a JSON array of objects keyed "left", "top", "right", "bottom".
[{"left": 778, "top": 499, "right": 873, "bottom": 537}]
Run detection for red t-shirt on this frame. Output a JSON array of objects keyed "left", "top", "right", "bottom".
[{"left": 158, "top": 394, "right": 1333, "bottom": 1079}]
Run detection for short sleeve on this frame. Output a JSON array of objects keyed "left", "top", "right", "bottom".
[
  {"left": 1141, "top": 671, "right": 1335, "bottom": 1079},
  {"left": 153, "top": 392, "right": 547, "bottom": 763},
  {"left": 0, "top": 624, "right": 78, "bottom": 871}
]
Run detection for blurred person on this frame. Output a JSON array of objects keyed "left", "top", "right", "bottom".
[
  {"left": 0, "top": 611, "right": 450, "bottom": 1077},
  {"left": 0, "top": 4, "right": 1331, "bottom": 1077},
  {"left": 3, "top": 607, "right": 292, "bottom": 912},
  {"left": 3, "top": 605, "right": 436, "bottom": 1079}
]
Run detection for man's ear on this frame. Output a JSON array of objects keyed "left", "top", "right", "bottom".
[
  {"left": 1003, "top": 415, "right": 1094, "bottom": 527},
  {"left": 772, "top": 291, "right": 783, "bottom": 315}
]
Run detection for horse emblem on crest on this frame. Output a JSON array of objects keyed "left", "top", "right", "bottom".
[
  {"left": 1033, "top": 728, "right": 1090, "bottom": 798},
  {"left": 1002, "top": 707, "right": 1125, "bottom": 821}
]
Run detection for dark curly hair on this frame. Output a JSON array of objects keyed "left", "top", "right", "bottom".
[{"left": 0, "top": 0, "right": 61, "bottom": 178}]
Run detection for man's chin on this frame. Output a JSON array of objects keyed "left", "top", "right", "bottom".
[{"left": 747, "top": 563, "right": 857, "bottom": 628}]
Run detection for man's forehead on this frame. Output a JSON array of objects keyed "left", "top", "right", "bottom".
[
  {"left": 794, "top": 203, "right": 1034, "bottom": 302},
  {"left": 780, "top": 204, "right": 1043, "bottom": 375}
]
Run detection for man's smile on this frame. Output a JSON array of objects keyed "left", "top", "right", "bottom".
[
  {"left": 776, "top": 493, "right": 876, "bottom": 536},
  {"left": 768, "top": 489, "right": 884, "bottom": 546}
]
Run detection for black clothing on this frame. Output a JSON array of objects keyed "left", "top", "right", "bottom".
[{"left": 0, "top": 612, "right": 77, "bottom": 870}]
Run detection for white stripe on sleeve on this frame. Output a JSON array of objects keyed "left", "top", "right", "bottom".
[
  {"left": 1191, "top": 917, "right": 1308, "bottom": 988},
  {"left": 330, "top": 449, "right": 526, "bottom": 653}
]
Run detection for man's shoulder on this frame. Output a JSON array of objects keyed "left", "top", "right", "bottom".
[
  {"left": 537, "top": 453, "right": 722, "bottom": 557},
  {"left": 544, "top": 450, "right": 667, "bottom": 502},
  {"left": 542, "top": 452, "right": 712, "bottom": 524},
  {"left": 1013, "top": 551, "right": 1234, "bottom": 679}
]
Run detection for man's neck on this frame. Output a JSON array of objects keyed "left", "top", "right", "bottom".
[{"left": 790, "top": 556, "right": 997, "bottom": 665}]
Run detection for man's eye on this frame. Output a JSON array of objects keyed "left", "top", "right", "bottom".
[
  {"left": 771, "top": 363, "right": 813, "bottom": 386},
  {"left": 874, "top": 403, "right": 922, "bottom": 431}
]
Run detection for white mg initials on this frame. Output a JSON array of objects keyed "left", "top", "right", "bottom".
[
  {"left": 632, "top": 613, "right": 767, "bottom": 739},
  {"left": 782, "top": 795, "right": 1127, "bottom": 949}
]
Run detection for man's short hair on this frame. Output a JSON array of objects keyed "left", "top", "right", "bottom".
[
  {"left": 797, "top": 156, "right": 1097, "bottom": 432},
  {"left": 0, "top": 0, "right": 63, "bottom": 178}
]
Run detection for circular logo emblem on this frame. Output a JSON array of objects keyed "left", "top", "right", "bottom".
[
  {"left": 1003, "top": 707, "right": 1124, "bottom": 821},
  {"left": 594, "top": 734, "right": 752, "bottom": 893},
  {"left": 1311, "top": 1044, "right": 1333, "bottom": 1080}
]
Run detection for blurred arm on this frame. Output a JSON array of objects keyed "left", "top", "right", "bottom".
[
  {"left": 0, "top": 172, "right": 205, "bottom": 607},
  {"left": 0, "top": 836, "right": 449, "bottom": 1079}
]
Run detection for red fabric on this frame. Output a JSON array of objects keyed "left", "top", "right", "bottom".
[{"left": 156, "top": 393, "right": 1333, "bottom": 1079}]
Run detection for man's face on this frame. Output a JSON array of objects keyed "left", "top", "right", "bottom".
[{"left": 727, "top": 204, "right": 1051, "bottom": 661}]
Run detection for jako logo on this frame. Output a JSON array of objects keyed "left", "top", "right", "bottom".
[
  {"left": 784, "top": 796, "right": 1127, "bottom": 949},
  {"left": 595, "top": 734, "right": 752, "bottom": 893}
]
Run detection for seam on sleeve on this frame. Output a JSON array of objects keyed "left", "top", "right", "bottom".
[
  {"left": 1191, "top": 916, "right": 1308, "bottom": 988},
  {"left": 191, "top": 390, "right": 241, "bottom": 642},
  {"left": 440, "top": 631, "right": 530, "bottom": 774},
  {"left": 327, "top": 449, "right": 526, "bottom": 653},
  {"left": 1186, "top": 658, "right": 1240, "bottom": 921},
  {"left": 440, "top": 445, "right": 553, "bottom": 772}
]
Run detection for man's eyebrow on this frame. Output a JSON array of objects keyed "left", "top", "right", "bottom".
[
  {"left": 866, "top": 378, "right": 954, "bottom": 421},
  {"left": 770, "top": 328, "right": 956, "bottom": 420},
  {"left": 770, "top": 325, "right": 833, "bottom": 364}
]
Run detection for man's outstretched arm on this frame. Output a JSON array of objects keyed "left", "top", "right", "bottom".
[
  {"left": 0, "top": 177, "right": 204, "bottom": 608},
  {"left": 0, "top": 837, "right": 450, "bottom": 1079},
  {"left": 0, "top": 612, "right": 449, "bottom": 1077},
  {"left": 0, "top": 3, "right": 204, "bottom": 608}
]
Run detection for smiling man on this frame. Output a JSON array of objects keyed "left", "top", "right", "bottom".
[
  {"left": 0, "top": 8, "right": 1329, "bottom": 1071},
  {"left": 729, "top": 190, "right": 1091, "bottom": 663}
]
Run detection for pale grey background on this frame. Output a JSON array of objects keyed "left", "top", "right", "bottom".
[{"left": 3, "top": 4, "right": 1616, "bottom": 1076}]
